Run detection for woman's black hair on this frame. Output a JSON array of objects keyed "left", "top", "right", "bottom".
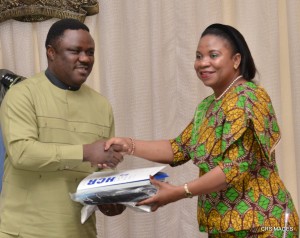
[
  {"left": 201, "top": 23, "right": 256, "bottom": 81},
  {"left": 45, "top": 18, "right": 90, "bottom": 48}
]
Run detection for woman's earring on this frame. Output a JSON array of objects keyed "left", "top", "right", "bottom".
[{"left": 234, "top": 65, "right": 238, "bottom": 70}]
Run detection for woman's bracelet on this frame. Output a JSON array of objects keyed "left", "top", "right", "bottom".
[
  {"left": 184, "top": 183, "right": 193, "bottom": 198},
  {"left": 129, "top": 137, "right": 135, "bottom": 155}
]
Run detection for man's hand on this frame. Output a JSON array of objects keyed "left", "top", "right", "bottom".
[
  {"left": 98, "top": 204, "right": 126, "bottom": 216},
  {"left": 83, "top": 140, "right": 123, "bottom": 168}
]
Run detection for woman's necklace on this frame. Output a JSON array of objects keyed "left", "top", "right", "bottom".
[{"left": 214, "top": 75, "right": 242, "bottom": 101}]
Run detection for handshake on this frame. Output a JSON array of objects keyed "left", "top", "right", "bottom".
[
  {"left": 82, "top": 140, "right": 125, "bottom": 169},
  {"left": 82, "top": 139, "right": 131, "bottom": 217}
]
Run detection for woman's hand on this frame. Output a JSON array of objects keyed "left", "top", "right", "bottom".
[
  {"left": 83, "top": 140, "right": 124, "bottom": 168},
  {"left": 104, "top": 137, "right": 133, "bottom": 155},
  {"left": 137, "top": 176, "right": 186, "bottom": 211}
]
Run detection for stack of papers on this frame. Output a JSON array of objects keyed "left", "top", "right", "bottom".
[{"left": 71, "top": 166, "right": 168, "bottom": 206}]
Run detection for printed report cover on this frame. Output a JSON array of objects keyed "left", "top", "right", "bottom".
[{"left": 71, "top": 166, "right": 168, "bottom": 205}]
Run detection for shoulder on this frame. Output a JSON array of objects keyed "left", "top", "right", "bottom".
[
  {"left": 220, "top": 82, "right": 279, "bottom": 141},
  {"left": 6, "top": 72, "right": 48, "bottom": 94},
  {"left": 221, "top": 82, "right": 273, "bottom": 117},
  {"left": 236, "top": 82, "right": 271, "bottom": 102},
  {"left": 3, "top": 72, "right": 45, "bottom": 102}
]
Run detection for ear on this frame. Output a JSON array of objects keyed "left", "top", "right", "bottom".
[
  {"left": 233, "top": 53, "right": 241, "bottom": 70},
  {"left": 46, "top": 45, "right": 55, "bottom": 61}
]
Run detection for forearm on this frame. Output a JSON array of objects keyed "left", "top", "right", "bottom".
[
  {"left": 185, "top": 166, "right": 227, "bottom": 197},
  {"left": 2, "top": 112, "right": 83, "bottom": 171},
  {"left": 131, "top": 139, "right": 174, "bottom": 164},
  {"left": 0, "top": 87, "right": 85, "bottom": 171},
  {"left": 6, "top": 140, "right": 83, "bottom": 171}
]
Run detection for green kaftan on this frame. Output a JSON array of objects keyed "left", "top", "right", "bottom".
[{"left": 0, "top": 72, "right": 114, "bottom": 238}]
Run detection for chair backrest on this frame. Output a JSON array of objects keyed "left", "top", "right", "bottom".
[{"left": 0, "top": 69, "right": 26, "bottom": 105}]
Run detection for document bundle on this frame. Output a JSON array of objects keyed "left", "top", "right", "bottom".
[{"left": 70, "top": 166, "right": 168, "bottom": 222}]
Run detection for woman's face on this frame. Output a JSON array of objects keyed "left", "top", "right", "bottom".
[{"left": 194, "top": 34, "right": 240, "bottom": 95}]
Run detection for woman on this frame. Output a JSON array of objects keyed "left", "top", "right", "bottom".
[{"left": 105, "top": 23, "right": 299, "bottom": 237}]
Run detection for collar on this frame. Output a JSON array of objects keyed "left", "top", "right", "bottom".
[{"left": 45, "top": 69, "right": 80, "bottom": 91}]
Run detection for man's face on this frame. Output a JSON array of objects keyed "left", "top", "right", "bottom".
[{"left": 47, "top": 29, "right": 95, "bottom": 87}]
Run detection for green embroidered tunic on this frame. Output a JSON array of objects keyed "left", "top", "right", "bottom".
[
  {"left": 170, "top": 82, "right": 299, "bottom": 236},
  {"left": 0, "top": 72, "right": 114, "bottom": 238}
]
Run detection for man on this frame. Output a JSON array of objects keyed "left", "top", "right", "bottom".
[{"left": 0, "top": 19, "right": 124, "bottom": 238}]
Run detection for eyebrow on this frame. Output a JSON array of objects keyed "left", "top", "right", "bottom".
[{"left": 196, "top": 49, "right": 221, "bottom": 54}]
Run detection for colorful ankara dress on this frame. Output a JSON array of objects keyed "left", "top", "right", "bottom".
[{"left": 170, "top": 82, "right": 299, "bottom": 237}]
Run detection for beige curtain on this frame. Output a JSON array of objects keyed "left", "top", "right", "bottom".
[{"left": 0, "top": 0, "right": 299, "bottom": 237}]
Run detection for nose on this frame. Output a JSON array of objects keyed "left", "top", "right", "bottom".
[
  {"left": 194, "top": 58, "right": 210, "bottom": 71},
  {"left": 79, "top": 52, "right": 92, "bottom": 63}
]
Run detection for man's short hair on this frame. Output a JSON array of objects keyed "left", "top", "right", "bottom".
[{"left": 45, "top": 18, "right": 90, "bottom": 48}]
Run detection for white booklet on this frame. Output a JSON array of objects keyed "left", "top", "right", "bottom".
[{"left": 70, "top": 166, "right": 168, "bottom": 216}]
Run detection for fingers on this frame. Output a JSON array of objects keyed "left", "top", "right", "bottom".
[
  {"left": 104, "top": 139, "right": 112, "bottom": 150},
  {"left": 151, "top": 204, "right": 159, "bottom": 212},
  {"left": 108, "top": 151, "right": 123, "bottom": 166},
  {"left": 113, "top": 151, "right": 124, "bottom": 162},
  {"left": 111, "top": 144, "right": 124, "bottom": 152},
  {"left": 137, "top": 197, "right": 154, "bottom": 206},
  {"left": 97, "top": 163, "right": 105, "bottom": 169},
  {"left": 85, "top": 139, "right": 127, "bottom": 169},
  {"left": 96, "top": 158, "right": 117, "bottom": 169},
  {"left": 100, "top": 146, "right": 123, "bottom": 167},
  {"left": 97, "top": 163, "right": 117, "bottom": 169},
  {"left": 104, "top": 138, "right": 130, "bottom": 153},
  {"left": 96, "top": 150, "right": 124, "bottom": 169},
  {"left": 104, "top": 138, "right": 123, "bottom": 150},
  {"left": 103, "top": 158, "right": 119, "bottom": 168},
  {"left": 137, "top": 197, "right": 163, "bottom": 212},
  {"left": 137, "top": 178, "right": 172, "bottom": 211},
  {"left": 149, "top": 176, "right": 163, "bottom": 187}
]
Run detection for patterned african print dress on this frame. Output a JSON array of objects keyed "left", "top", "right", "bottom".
[{"left": 170, "top": 82, "right": 299, "bottom": 237}]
